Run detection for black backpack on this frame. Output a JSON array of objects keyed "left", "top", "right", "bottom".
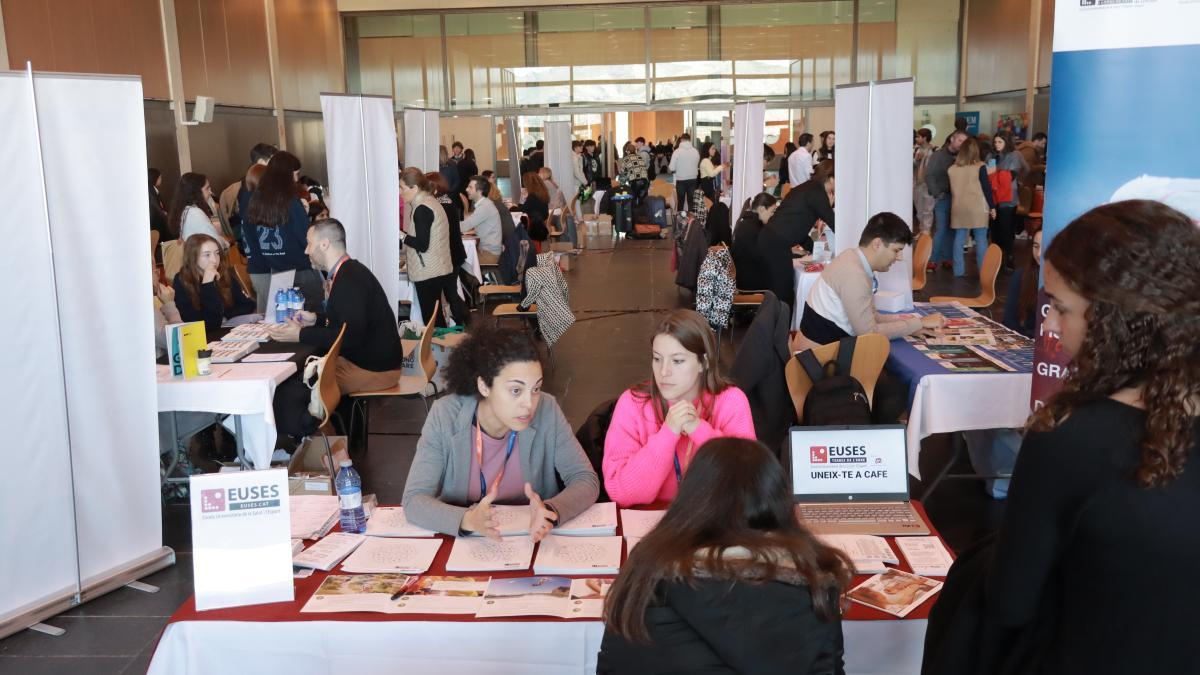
[
  {"left": 574, "top": 398, "right": 617, "bottom": 502},
  {"left": 796, "top": 337, "right": 872, "bottom": 425}
]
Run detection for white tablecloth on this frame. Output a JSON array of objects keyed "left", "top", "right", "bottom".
[
  {"left": 905, "top": 369, "right": 1032, "bottom": 479},
  {"left": 462, "top": 238, "right": 481, "bottom": 283},
  {"left": 149, "top": 617, "right": 926, "bottom": 675},
  {"left": 156, "top": 362, "right": 296, "bottom": 470},
  {"left": 792, "top": 266, "right": 823, "bottom": 330}
]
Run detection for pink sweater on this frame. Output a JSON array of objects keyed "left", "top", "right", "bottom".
[{"left": 602, "top": 386, "right": 757, "bottom": 507}]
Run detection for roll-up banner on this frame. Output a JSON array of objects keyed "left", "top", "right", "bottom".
[{"left": 1032, "top": 1, "right": 1200, "bottom": 409}]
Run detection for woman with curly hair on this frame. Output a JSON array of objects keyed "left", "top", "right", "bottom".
[
  {"left": 401, "top": 324, "right": 598, "bottom": 541},
  {"left": 962, "top": 200, "right": 1200, "bottom": 674}
]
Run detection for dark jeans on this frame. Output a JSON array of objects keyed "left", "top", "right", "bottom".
[
  {"left": 990, "top": 206, "right": 1017, "bottom": 264},
  {"left": 414, "top": 272, "right": 467, "bottom": 328},
  {"left": 676, "top": 178, "right": 698, "bottom": 212}
]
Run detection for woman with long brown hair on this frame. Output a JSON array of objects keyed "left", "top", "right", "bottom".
[
  {"left": 243, "top": 150, "right": 323, "bottom": 311},
  {"left": 514, "top": 171, "right": 550, "bottom": 242},
  {"left": 169, "top": 172, "right": 225, "bottom": 247},
  {"left": 400, "top": 167, "right": 466, "bottom": 326},
  {"left": 933, "top": 200, "right": 1200, "bottom": 674},
  {"left": 599, "top": 437, "right": 852, "bottom": 673},
  {"left": 603, "top": 309, "right": 755, "bottom": 507},
  {"left": 172, "top": 233, "right": 255, "bottom": 331}
]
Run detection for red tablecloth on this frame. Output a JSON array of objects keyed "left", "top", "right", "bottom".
[{"left": 166, "top": 501, "right": 949, "bottom": 626}]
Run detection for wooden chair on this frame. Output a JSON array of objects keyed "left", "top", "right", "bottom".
[
  {"left": 930, "top": 244, "right": 1002, "bottom": 314},
  {"left": 785, "top": 334, "right": 890, "bottom": 423},
  {"left": 479, "top": 284, "right": 522, "bottom": 313},
  {"left": 161, "top": 240, "right": 183, "bottom": 281},
  {"left": 911, "top": 233, "right": 932, "bottom": 292},
  {"left": 493, "top": 302, "right": 537, "bottom": 328},
  {"left": 348, "top": 301, "right": 440, "bottom": 441},
  {"left": 312, "top": 325, "right": 347, "bottom": 468}
]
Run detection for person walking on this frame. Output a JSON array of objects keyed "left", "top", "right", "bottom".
[{"left": 947, "top": 140, "right": 995, "bottom": 277}]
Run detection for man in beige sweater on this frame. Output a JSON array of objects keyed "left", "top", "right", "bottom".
[{"left": 794, "top": 212, "right": 945, "bottom": 352}]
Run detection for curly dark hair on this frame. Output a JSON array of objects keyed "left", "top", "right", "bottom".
[
  {"left": 1030, "top": 199, "right": 1200, "bottom": 488},
  {"left": 444, "top": 324, "right": 543, "bottom": 397}
]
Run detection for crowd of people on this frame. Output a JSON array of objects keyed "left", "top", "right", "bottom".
[{"left": 148, "top": 126, "right": 1199, "bottom": 673}]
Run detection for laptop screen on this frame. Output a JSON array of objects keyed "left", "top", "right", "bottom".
[{"left": 789, "top": 425, "right": 910, "bottom": 502}]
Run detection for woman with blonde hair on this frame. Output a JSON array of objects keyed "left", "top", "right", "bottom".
[
  {"left": 603, "top": 309, "right": 755, "bottom": 507},
  {"left": 947, "top": 139, "right": 995, "bottom": 277}
]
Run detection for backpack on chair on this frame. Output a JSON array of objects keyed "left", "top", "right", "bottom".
[{"left": 796, "top": 336, "right": 872, "bottom": 425}]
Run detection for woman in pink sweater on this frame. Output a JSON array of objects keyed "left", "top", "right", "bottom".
[{"left": 603, "top": 309, "right": 756, "bottom": 506}]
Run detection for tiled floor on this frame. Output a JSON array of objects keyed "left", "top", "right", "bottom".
[{"left": 0, "top": 232, "right": 1021, "bottom": 674}]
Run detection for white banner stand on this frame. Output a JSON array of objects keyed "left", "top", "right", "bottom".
[
  {"left": 731, "top": 101, "right": 766, "bottom": 226},
  {"left": 504, "top": 117, "right": 522, "bottom": 201},
  {"left": 0, "top": 66, "right": 172, "bottom": 640},
  {"left": 545, "top": 120, "right": 573, "bottom": 207},
  {"left": 321, "top": 94, "right": 402, "bottom": 318},
  {"left": 402, "top": 108, "right": 440, "bottom": 173},
  {"left": 835, "top": 79, "right": 916, "bottom": 309}
]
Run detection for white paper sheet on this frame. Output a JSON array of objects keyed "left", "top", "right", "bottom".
[
  {"left": 533, "top": 535, "right": 622, "bottom": 575},
  {"left": 364, "top": 507, "right": 437, "bottom": 538},
  {"left": 894, "top": 537, "right": 954, "bottom": 577},
  {"left": 619, "top": 509, "right": 666, "bottom": 538},
  {"left": 392, "top": 577, "right": 490, "bottom": 614},
  {"left": 553, "top": 502, "right": 617, "bottom": 536},
  {"left": 817, "top": 535, "right": 899, "bottom": 574},
  {"left": 292, "top": 532, "right": 366, "bottom": 571},
  {"left": 465, "top": 504, "right": 530, "bottom": 537},
  {"left": 475, "top": 577, "right": 609, "bottom": 619},
  {"left": 300, "top": 574, "right": 415, "bottom": 614},
  {"left": 241, "top": 352, "right": 295, "bottom": 363},
  {"left": 445, "top": 536, "right": 535, "bottom": 572},
  {"left": 290, "top": 495, "right": 340, "bottom": 540},
  {"left": 340, "top": 537, "right": 443, "bottom": 574}
]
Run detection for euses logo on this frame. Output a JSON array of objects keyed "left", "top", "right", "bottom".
[
  {"left": 810, "top": 446, "right": 828, "bottom": 464},
  {"left": 199, "top": 484, "right": 282, "bottom": 515}
]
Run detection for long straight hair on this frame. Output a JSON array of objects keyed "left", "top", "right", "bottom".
[
  {"left": 168, "top": 172, "right": 211, "bottom": 238},
  {"left": 604, "top": 437, "right": 853, "bottom": 643},
  {"left": 178, "top": 234, "right": 234, "bottom": 309},
  {"left": 246, "top": 151, "right": 301, "bottom": 227},
  {"left": 632, "top": 309, "right": 732, "bottom": 425}
]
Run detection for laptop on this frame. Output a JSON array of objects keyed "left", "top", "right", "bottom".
[{"left": 788, "top": 425, "right": 930, "bottom": 536}]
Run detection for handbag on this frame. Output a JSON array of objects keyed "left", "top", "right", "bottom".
[{"left": 302, "top": 354, "right": 328, "bottom": 420}]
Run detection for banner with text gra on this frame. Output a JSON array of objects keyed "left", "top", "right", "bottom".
[{"left": 1033, "top": 0, "right": 1200, "bottom": 409}]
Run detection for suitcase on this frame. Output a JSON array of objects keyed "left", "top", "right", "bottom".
[
  {"left": 644, "top": 196, "right": 668, "bottom": 229},
  {"left": 613, "top": 195, "right": 633, "bottom": 234},
  {"left": 632, "top": 223, "right": 662, "bottom": 239}
]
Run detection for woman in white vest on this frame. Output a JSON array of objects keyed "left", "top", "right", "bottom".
[
  {"left": 947, "top": 140, "right": 996, "bottom": 277},
  {"left": 401, "top": 167, "right": 466, "bottom": 326}
]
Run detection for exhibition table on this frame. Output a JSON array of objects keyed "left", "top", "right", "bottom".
[
  {"left": 885, "top": 308, "right": 1034, "bottom": 480},
  {"left": 149, "top": 504, "right": 946, "bottom": 675},
  {"left": 156, "top": 361, "right": 296, "bottom": 471}
]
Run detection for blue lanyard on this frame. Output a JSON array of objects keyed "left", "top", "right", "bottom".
[
  {"left": 672, "top": 439, "right": 696, "bottom": 485},
  {"left": 475, "top": 417, "right": 518, "bottom": 497}
]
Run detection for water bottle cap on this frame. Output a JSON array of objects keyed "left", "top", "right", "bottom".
[{"left": 339, "top": 459, "right": 352, "bottom": 468}]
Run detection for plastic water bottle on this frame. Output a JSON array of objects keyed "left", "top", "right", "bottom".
[
  {"left": 274, "top": 288, "right": 288, "bottom": 323},
  {"left": 291, "top": 287, "right": 305, "bottom": 317},
  {"left": 335, "top": 460, "right": 367, "bottom": 533}
]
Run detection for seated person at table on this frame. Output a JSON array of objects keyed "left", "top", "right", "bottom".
[
  {"left": 266, "top": 219, "right": 404, "bottom": 395},
  {"left": 925, "top": 200, "right": 1200, "bottom": 675},
  {"left": 1001, "top": 225, "right": 1042, "bottom": 338},
  {"left": 603, "top": 310, "right": 756, "bottom": 507},
  {"left": 795, "top": 211, "right": 945, "bottom": 353},
  {"left": 729, "top": 193, "right": 779, "bottom": 294},
  {"left": 402, "top": 325, "right": 599, "bottom": 541},
  {"left": 461, "top": 175, "right": 502, "bottom": 265},
  {"left": 598, "top": 437, "right": 853, "bottom": 674},
  {"left": 172, "top": 234, "right": 256, "bottom": 332}
]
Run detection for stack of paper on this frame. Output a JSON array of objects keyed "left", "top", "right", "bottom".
[
  {"left": 290, "top": 495, "right": 340, "bottom": 540},
  {"left": 364, "top": 507, "right": 437, "bottom": 537},
  {"left": 464, "top": 505, "right": 530, "bottom": 537},
  {"left": 817, "top": 535, "right": 899, "bottom": 574},
  {"left": 221, "top": 323, "right": 272, "bottom": 342},
  {"left": 619, "top": 509, "right": 666, "bottom": 538},
  {"left": 445, "top": 536, "right": 535, "bottom": 572},
  {"left": 553, "top": 502, "right": 617, "bottom": 536},
  {"left": 206, "top": 340, "right": 259, "bottom": 364},
  {"left": 340, "top": 537, "right": 444, "bottom": 574},
  {"left": 291, "top": 539, "right": 305, "bottom": 555},
  {"left": 624, "top": 536, "right": 643, "bottom": 553},
  {"left": 293, "top": 532, "right": 366, "bottom": 571},
  {"left": 534, "top": 534, "right": 623, "bottom": 575},
  {"left": 894, "top": 537, "right": 954, "bottom": 577}
]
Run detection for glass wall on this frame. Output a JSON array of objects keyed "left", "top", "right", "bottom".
[{"left": 345, "top": 0, "right": 960, "bottom": 111}]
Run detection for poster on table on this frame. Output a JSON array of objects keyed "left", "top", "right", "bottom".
[
  {"left": 1033, "top": 0, "right": 1200, "bottom": 409},
  {"left": 190, "top": 469, "right": 293, "bottom": 611}
]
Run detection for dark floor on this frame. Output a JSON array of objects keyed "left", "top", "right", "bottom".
[{"left": 0, "top": 233, "right": 1023, "bottom": 674}]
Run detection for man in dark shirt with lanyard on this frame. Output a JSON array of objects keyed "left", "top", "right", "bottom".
[{"left": 268, "top": 218, "right": 404, "bottom": 394}]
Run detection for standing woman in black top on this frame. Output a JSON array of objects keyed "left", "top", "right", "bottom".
[
  {"left": 244, "top": 151, "right": 323, "bottom": 312},
  {"left": 599, "top": 437, "right": 852, "bottom": 674},
  {"left": 936, "top": 200, "right": 1200, "bottom": 675}
]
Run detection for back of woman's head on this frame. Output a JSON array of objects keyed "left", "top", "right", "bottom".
[
  {"left": 400, "top": 167, "right": 432, "bottom": 194},
  {"left": 244, "top": 164, "right": 267, "bottom": 192},
  {"left": 1032, "top": 199, "right": 1200, "bottom": 487},
  {"left": 247, "top": 151, "right": 301, "bottom": 226},
  {"left": 955, "top": 139, "right": 980, "bottom": 165},
  {"left": 464, "top": 148, "right": 476, "bottom": 161},
  {"left": 605, "top": 437, "right": 853, "bottom": 642},
  {"left": 623, "top": 142, "right": 636, "bottom": 156},
  {"left": 444, "top": 324, "right": 543, "bottom": 397},
  {"left": 425, "top": 172, "right": 450, "bottom": 197},
  {"left": 812, "top": 159, "right": 835, "bottom": 186},
  {"left": 522, "top": 171, "right": 548, "bottom": 203},
  {"left": 168, "top": 172, "right": 210, "bottom": 235},
  {"left": 148, "top": 168, "right": 161, "bottom": 189}
]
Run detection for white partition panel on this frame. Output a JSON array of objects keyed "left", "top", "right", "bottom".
[
  {"left": 730, "top": 102, "right": 765, "bottom": 225},
  {"left": 0, "top": 71, "right": 81, "bottom": 631},
  {"left": 545, "top": 120, "right": 573, "bottom": 206},
  {"left": 834, "top": 83, "right": 871, "bottom": 256},
  {"left": 322, "top": 94, "right": 402, "bottom": 316},
  {"left": 0, "top": 69, "right": 170, "bottom": 639},
  {"left": 402, "top": 108, "right": 439, "bottom": 173}
]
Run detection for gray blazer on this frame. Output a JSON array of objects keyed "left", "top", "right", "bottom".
[{"left": 402, "top": 393, "right": 600, "bottom": 536}]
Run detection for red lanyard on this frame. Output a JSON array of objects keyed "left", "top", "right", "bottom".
[
  {"left": 475, "top": 419, "right": 518, "bottom": 497},
  {"left": 328, "top": 255, "right": 351, "bottom": 285}
]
